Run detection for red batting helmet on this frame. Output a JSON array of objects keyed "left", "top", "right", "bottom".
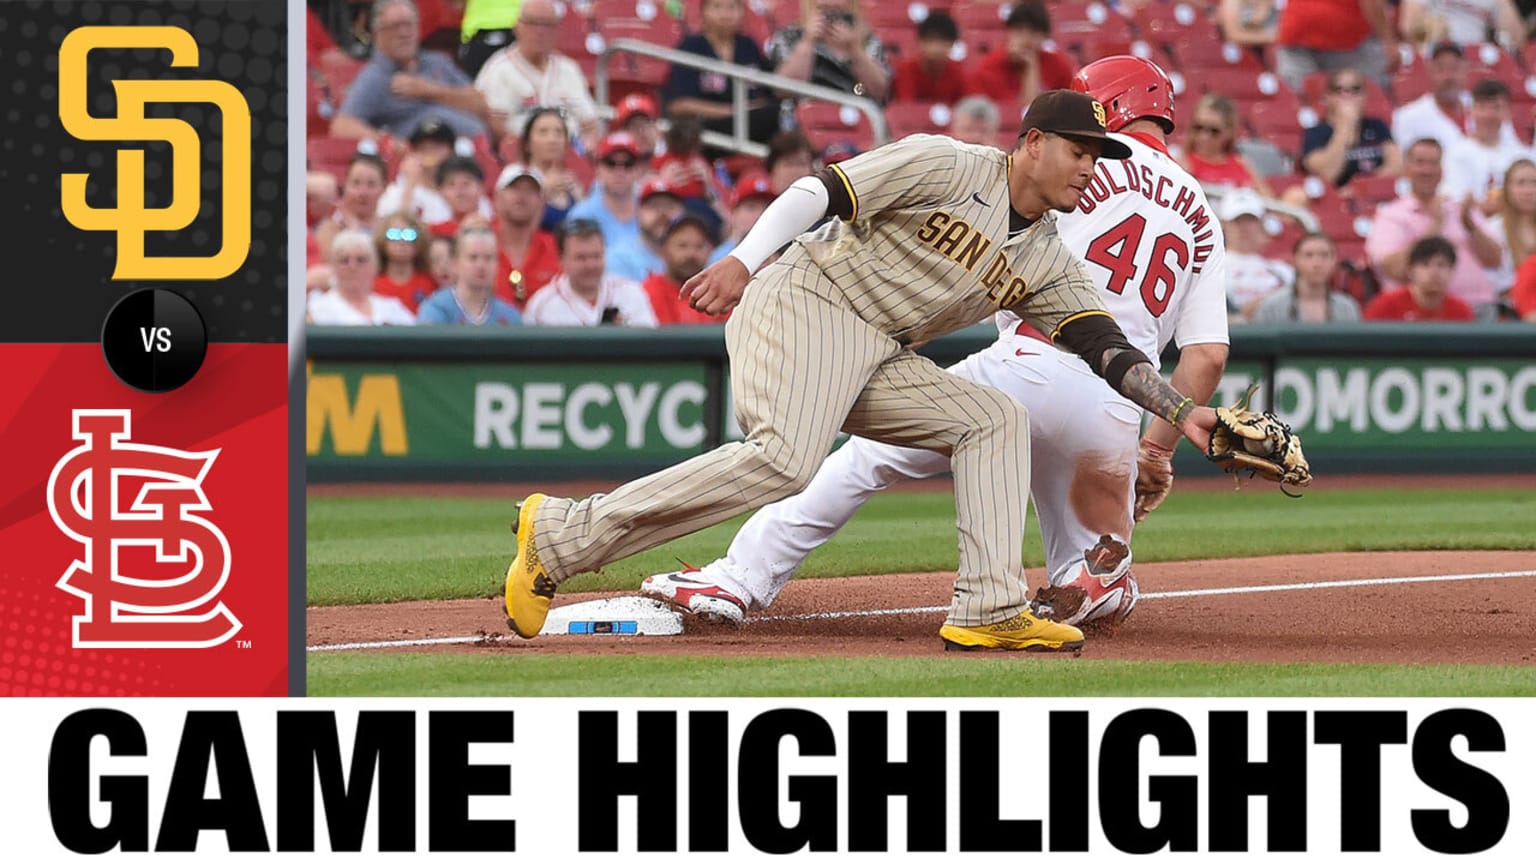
[{"left": 1070, "top": 55, "right": 1176, "bottom": 134}]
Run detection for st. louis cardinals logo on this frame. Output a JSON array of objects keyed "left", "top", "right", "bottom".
[{"left": 46, "top": 409, "right": 240, "bottom": 648}]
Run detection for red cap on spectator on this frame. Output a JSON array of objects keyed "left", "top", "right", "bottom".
[
  {"left": 615, "top": 93, "right": 659, "bottom": 128},
  {"left": 598, "top": 132, "right": 643, "bottom": 161},
  {"left": 731, "top": 171, "right": 775, "bottom": 208},
  {"left": 639, "top": 176, "right": 683, "bottom": 202}
]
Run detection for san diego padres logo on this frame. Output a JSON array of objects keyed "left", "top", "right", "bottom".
[
  {"left": 1092, "top": 100, "right": 1108, "bottom": 129},
  {"left": 46, "top": 410, "right": 240, "bottom": 649},
  {"left": 58, "top": 26, "right": 251, "bottom": 280}
]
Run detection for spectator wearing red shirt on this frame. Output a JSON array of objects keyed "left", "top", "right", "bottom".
[
  {"left": 1181, "top": 93, "right": 1274, "bottom": 197},
  {"left": 491, "top": 163, "right": 562, "bottom": 307},
  {"left": 1364, "top": 237, "right": 1477, "bottom": 321},
  {"left": 967, "top": 2, "right": 1074, "bottom": 107},
  {"left": 1274, "top": 0, "right": 1397, "bottom": 91},
  {"left": 373, "top": 212, "right": 438, "bottom": 313},
  {"left": 644, "top": 215, "right": 725, "bottom": 325},
  {"left": 892, "top": 11, "right": 968, "bottom": 106},
  {"left": 1511, "top": 254, "right": 1536, "bottom": 320}
]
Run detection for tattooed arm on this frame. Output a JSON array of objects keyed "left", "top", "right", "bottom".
[{"left": 1055, "top": 314, "right": 1217, "bottom": 451}]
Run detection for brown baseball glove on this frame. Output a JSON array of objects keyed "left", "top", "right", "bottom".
[{"left": 1206, "top": 388, "right": 1312, "bottom": 492}]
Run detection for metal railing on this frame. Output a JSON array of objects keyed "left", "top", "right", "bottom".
[{"left": 593, "top": 37, "right": 890, "bottom": 158}]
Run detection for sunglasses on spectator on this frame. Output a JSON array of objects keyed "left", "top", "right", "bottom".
[
  {"left": 601, "top": 158, "right": 637, "bottom": 168},
  {"left": 386, "top": 227, "right": 419, "bottom": 242},
  {"left": 335, "top": 254, "right": 372, "bottom": 265},
  {"left": 1331, "top": 83, "right": 1363, "bottom": 94},
  {"left": 1192, "top": 124, "right": 1225, "bottom": 136}
]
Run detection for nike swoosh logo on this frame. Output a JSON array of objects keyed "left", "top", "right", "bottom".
[
  {"left": 1015, "top": 349, "right": 1039, "bottom": 356},
  {"left": 971, "top": 192, "right": 987, "bottom": 207}
]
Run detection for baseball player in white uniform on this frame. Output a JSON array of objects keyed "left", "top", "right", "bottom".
[
  {"left": 642, "top": 57, "right": 1232, "bottom": 629},
  {"left": 506, "top": 87, "right": 1229, "bottom": 652}
]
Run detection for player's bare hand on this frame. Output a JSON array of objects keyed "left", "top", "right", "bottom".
[
  {"left": 682, "top": 256, "right": 750, "bottom": 316},
  {"left": 1133, "top": 438, "right": 1175, "bottom": 522},
  {"left": 1179, "top": 405, "right": 1216, "bottom": 453}
]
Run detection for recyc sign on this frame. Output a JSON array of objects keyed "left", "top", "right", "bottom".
[
  {"left": 1216, "top": 361, "right": 1536, "bottom": 441},
  {"left": 473, "top": 380, "right": 707, "bottom": 452}
]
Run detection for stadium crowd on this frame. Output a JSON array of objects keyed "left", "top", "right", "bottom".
[{"left": 305, "top": 0, "right": 1536, "bottom": 326}]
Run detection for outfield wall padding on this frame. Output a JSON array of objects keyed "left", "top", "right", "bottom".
[{"left": 306, "top": 323, "right": 1536, "bottom": 481}]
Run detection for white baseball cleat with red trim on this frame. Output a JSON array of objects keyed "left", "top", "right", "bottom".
[{"left": 640, "top": 567, "right": 749, "bottom": 625}]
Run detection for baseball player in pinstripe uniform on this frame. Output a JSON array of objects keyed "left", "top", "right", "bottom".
[
  {"left": 642, "top": 56, "right": 1232, "bottom": 630},
  {"left": 505, "top": 89, "right": 1224, "bottom": 651}
]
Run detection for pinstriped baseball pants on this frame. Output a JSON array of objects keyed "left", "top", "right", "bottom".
[{"left": 531, "top": 257, "right": 1034, "bottom": 626}]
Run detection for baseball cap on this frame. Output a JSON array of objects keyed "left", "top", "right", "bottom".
[
  {"left": 409, "top": 117, "right": 456, "bottom": 146},
  {"left": 1017, "top": 90, "right": 1133, "bottom": 159},
  {"left": 597, "top": 131, "right": 642, "bottom": 161},
  {"left": 1217, "top": 187, "right": 1266, "bottom": 222},
  {"left": 639, "top": 176, "right": 682, "bottom": 203},
  {"left": 662, "top": 212, "right": 718, "bottom": 245},
  {"left": 495, "top": 163, "right": 545, "bottom": 191},
  {"left": 731, "top": 170, "right": 775, "bottom": 208},
  {"left": 615, "top": 93, "right": 658, "bottom": 128}
]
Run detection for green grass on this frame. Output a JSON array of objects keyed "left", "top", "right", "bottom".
[
  {"left": 306, "top": 654, "right": 1536, "bottom": 697},
  {"left": 306, "top": 487, "right": 1536, "bottom": 606}
]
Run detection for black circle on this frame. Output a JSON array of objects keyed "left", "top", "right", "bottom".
[{"left": 100, "top": 289, "right": 208, "bottom": 393}]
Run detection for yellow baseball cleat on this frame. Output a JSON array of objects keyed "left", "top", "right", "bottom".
[
  {"left": 504, "top": 494, "right": 555, "bottom": 638},
  {"left": 939, "top": 608, "right": 1085, "bottom": 652}
]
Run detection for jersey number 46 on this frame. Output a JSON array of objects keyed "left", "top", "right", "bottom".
[{"left": 1085, "top": 213, "right": 1190, "bottom": 318}]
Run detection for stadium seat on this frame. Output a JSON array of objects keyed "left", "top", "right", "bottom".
[
  {"left": 1345, "top": 174, "right": 1405, "bottom": 216},
  {"left": 885, "top": 100, "right": 951, "bottom": 137},
  {"left": 319, "top": 52, "right": 365, "bottom": 99},
  {"left": 954, "top": 1, "right": 1013, "bottom": 36},
  {"left": 1050, "top": 2, "right": 1135, "bottom": 46},
  {"left": 307, "top": 136, "right": 366, "bottom": 180},
  {"left": 1390, "top": 58, "right": 1430, "bottom": 103},
  {"left": 1134, "top": 1, "right": 1211, "bottom": 41},
  {"left": 795, "top": 101, "right": 877, "bottom": 150},
  {"left": 1171, "top": 37, "right": 1265, "bottom": 73},
  {"left": 1465, "top": 42, "right": 1522, "bottom": 82}
]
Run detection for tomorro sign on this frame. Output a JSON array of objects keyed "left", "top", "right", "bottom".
[{"left": 1217, "top": 359, "right": 1536, "bottom": 448}]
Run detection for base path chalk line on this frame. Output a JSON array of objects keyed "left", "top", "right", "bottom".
[{"left": 306, "top": 568, "right": 1536, "bottom": 652}]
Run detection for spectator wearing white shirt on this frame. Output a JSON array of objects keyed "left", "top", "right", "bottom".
[
  {"left": 523, "top": 219, "right": 658, "bottom": 326},
  {"left": 1398, "top": 0, "right": 1524, "bottom": 48},
  {"left": 1442, "top": 79, "right": 1535, "bottom": 214},
  {"left": 1218, "top": 189, "right": 1296, "bottom": 321},
  {"left": 1392, "top": 42, "right": 1523, "bottom": 153},
  {"left": 308, "top": 229, "right": 417, "bottom": 326},
  {"left": 1482, "top": 158, "right": 1536, "bottom": 296},
  {"left": 375, "top": 117, "right": 460, "bottom": 224},
  {"left": 474, "top": 0, "right": 600, "bottom": 147}
]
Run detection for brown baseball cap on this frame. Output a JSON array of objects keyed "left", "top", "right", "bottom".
[{"left": 1018, "top": 90, "right": 1132, "bottom": 159}]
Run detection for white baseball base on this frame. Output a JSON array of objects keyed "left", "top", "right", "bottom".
[{"left": 537, "top": 596, "right": 685, "bottom": 636}]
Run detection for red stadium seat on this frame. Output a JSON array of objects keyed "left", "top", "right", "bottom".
[
  {"left": 1345, "top": 173, "right": 1404, "bottom": 216},
  {"left": 1245, "top": 101, "right": 1307, "bottom": 153},
  {"left": 307, "top": 136, "right": 366, "bottom": 180},
  {"left": 319, "top": 52, "right": 365, "bottom": 99},
  {"left": 885, "top": 100, "right": 951, "bottom": 137},
  {"left": 1135, "top": 1, "right": 1213, "bottom": 42},
  {"left": 1465, "top": 42, "right": 1522, "bottom": 82},
  {"left": 1390, "top": 57, "right": 1430, "bottom": 103},
  {"left": 795, "top": 101, "right": 877, "bottom": 150},
  {"left": 1171, "top": 37, "right": 1265, "bottom": 74},
  {"left": 954, "top": 2, "right": 1013, "bottom": 36},
  {"left": 1050, "top": 2, "right": 1135, "bottom": 46}
]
